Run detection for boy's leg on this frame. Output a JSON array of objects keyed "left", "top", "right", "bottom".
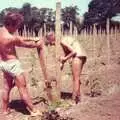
[
  {"left": 72, "top": 57, "right": 84, "bottom": 103},
  {"left": 2, "top": 72, "right": 14, "bottom": 114}
]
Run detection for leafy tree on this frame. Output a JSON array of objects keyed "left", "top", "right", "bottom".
[
  {"left": 0, "top": 3, "right": 80, "bottom": 34},
  {"left": 62, "top": 6, "right": 79, "bottom": 30},
  {"left": 84, "top": 0, "right": 120, "bottom": 25}
]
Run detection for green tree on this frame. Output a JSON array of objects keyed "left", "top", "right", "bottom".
[
  {"left": 84, "top": 0, "right": 120, "bottom": 25},
  {"left": 61, "top": 6, "right": 79, "bottom": 29}
]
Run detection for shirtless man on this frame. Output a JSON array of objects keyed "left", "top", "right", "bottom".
[
  {"left": 46, "top": 32, "right": 87, "bottom": 104},
  {"left": 0, "top": 12, "right": 43, "bottom": 115}
]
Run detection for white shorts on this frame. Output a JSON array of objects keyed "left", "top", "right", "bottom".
[{"left": 0, "top": 59, "right": 24, "bottom": 77}]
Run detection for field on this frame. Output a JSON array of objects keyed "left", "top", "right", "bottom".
[{"left": 0, "top": 27, "right": 120, "bottom": 120}]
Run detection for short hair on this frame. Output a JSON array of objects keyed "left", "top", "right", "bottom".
[
  {"left": 45, "top": 32, "right": 55, "bottom": 45},
  {"left": 4, "top": 12, "right": 23, "bottom": 27}
]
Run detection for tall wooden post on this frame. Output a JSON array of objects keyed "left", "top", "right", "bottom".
[
  {"left": 23, "top": 25, "right": 27, "bottom": 37},
  {"left": 44, "top": 23, "right": 47, "bottom": 36},
  {"left": 93, "top": 24, "right": 97, "bottom": 63},
  {"left": 70, "top": 21, "right": 73, "bottom": 36},
  {"left": 105, "top": 18, "right": 111, "bottom": 93},
  {"left": 73, "top": 26, "right": 78, "bottom": 37},
  {"left": 54, "top": 0, "right": 61, "bottom": 101},
  {"left": 106, "top": 18, "right": 110, "bottom": 65}
]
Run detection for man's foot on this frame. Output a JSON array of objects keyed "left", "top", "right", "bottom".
[
  {"left": 30, "top": 109, "right": 42, "bottom": 117},
  {"left": 2, "top": 108, "right": 12, "bottom": 115}
]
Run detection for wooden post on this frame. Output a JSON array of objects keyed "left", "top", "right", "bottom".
[
  {"left": 106, "top": 18, "right": 110, "bottom": 65},
  {"left": 61, "top": 22, "right": 64, "bottom": 36},
  {"left": 38, "top": 28, "right": 42, "bottom": 38},
  {"left": 70, "top": 21, "right": 73, "bottom": 36},
  {"left": 54, "top": 0, "right": 62, "bottom": 101},
  {"left": 90, "top": 24, "right": 97, "bottom": 95},
  {"left": 23, "top": 25, "right": 27, "bottom": 37},
  {"left": 44, "top": 23, "right": 46, "bottom": 36},
  {"left": 93, "top": 24, "right": 97, "bottom": 62},
  {"left": 105, "top": 18, "right": 111, "bottom": 93},
  {"left": 115, "top": 26, "right": 117, "bottom": 41},
  {"left": 73, "top": 26, "right": 78, "bottom": 38}
]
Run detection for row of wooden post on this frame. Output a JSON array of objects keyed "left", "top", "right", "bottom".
[{"left": 15, "top": 0, "right": 119, "bottom": 102}]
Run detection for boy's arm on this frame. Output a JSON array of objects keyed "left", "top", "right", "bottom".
[{"left": 60, "top": 42, "right": 76, "bottom": 62}]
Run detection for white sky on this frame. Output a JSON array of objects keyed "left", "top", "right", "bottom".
[{"left": 0, "top": 0, "right": 92, "bottom": 16}]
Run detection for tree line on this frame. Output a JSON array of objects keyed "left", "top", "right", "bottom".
[
  {"left": 0, "top": 3, "right": 81, "bottom": 35},
  {"left": 83, "top": 0, "right": 120, "bottom": 33},
  {"left": 0, "top": 1, "right": 120, "bottom": 35}
]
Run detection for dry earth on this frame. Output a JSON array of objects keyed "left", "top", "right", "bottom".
[{"left": 0, "top": 33, "right": 120, "bottom": 120}]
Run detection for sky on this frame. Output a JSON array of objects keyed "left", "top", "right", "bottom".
[
  {"left": 0, "top": 0, "right": 92, "bottom": 16},
  {"left": 112, "top": 14, "right": 120, "bottom": 22}
]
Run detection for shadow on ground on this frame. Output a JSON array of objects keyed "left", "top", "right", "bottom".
[
  {"left": 8, "top": 97, "right": 49, "bottom": 115},
  {"left": 8, "top": 100, "right": 30, "bottom": 115},
  {"left": 61, "top": 92, "right": 72, "bottom": 99}
]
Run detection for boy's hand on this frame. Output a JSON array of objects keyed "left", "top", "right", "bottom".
[
  {"left": 58, "top": 56, "right": 66, "bottom": 70},
  {"left": 60, "top": 63, "right": 64, "bottom": 70},
  {"left": 59, "top": 56, "right": 66, "bottom": 64}
]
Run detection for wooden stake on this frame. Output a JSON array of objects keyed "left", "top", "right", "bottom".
[
  {"left": 70, "top": 21, "right": 73, "bottom": 36},
  {"left": 44, "top": 23, "right": 46, "bottom": 36},
  {"left": 93, "top": 24, "right": 97, "bottom": 62},
  {"left": 54, "top": 1, "right": 62, "bottom": 101},
  {"left": 106, "top": 18, "right": 110, "bottom": 65}
]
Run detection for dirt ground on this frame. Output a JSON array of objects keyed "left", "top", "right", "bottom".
[
  {"left": 0, "top": 33, "right": 120, "bottom": 120},
  {"left": 0, "top": 91, "right": 120, "bottom": 120}
]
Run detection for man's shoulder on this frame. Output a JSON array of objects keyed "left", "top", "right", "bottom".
[
  {"left": 4, "top": 35, "right": 16, "bottom": 43},
  {"left": 1, "top": 34, "right": 16, "bottom": 46}
]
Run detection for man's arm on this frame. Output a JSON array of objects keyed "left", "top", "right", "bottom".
[
  {"left": 10, "top": 36, "right": 41, "bottom": 48},
  {"left": 37, "top": 42, "right": 48, "bottom": 81}
]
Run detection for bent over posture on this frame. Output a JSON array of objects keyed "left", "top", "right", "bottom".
[
  {"left": 46, "top": 32, "right": 87, "bottom": 104},
  {"left": 0, "top": 12, "right": 43, "bottom": 115},
  {"left": 60, "top": 36, "right": 87, "bottom": 104}
]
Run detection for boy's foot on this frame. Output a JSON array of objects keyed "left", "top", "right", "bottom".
[
  {"left": 67, "top": 100, "right": 76, "bottom": 106},
  {"left": 75, "top": 96, "right": 81, "bottom": 104}
]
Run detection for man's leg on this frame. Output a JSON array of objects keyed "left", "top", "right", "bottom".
[
  {"left": 14, "top": 73, "right": 34, "bottom": 112},
  {"left": 2, "top": 72, "right": 14, "bottom": 114},
  {"left": 72, "top": 57, "right": 84, "bottom": 103},
  {"left": 15, "top": 73, "right": 42, "bottom": 116}
]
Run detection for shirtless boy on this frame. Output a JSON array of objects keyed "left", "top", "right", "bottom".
[
  {"left": 0, "top": 12, "right": 43, "bottom": 115},
  {"left": 46, "top": 32, "right": 87, "bottom": 104}
]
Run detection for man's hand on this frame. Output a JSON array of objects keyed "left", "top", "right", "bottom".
[{"left": 36, "top": 40, "right": 43, "bottom": 48}]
